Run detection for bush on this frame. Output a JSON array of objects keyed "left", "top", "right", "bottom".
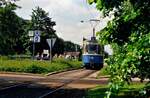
[
  {"left": 23, "top": 64, "right": 48, "bottom": 74},
  {"left": 0, "top": 58, "right": 82, "bottom": 74}
]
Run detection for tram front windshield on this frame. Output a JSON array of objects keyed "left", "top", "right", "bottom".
[{"left": 87, "top": 44, "right": 100, "bottom": 54}]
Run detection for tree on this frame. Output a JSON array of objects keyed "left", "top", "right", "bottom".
[
  {"left": 30, "top": 7, "right": 76, "bottom": 57},
  {"left": 29, "top": 7, "right": 57, "bottom": 55},
  {"left": 64, "top": 41, "right": 80, "bottom": 52},
  {"left": 0, "top": 1, "right": 28, "bottom": 55},
  {"left": 88, "top": 0, "right": 150, "bottom": 97},
  {"left": 52, "top": 38, "right": 64, "bottom": 55}
]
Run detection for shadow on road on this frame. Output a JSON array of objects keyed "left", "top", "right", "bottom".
[{"left": 0, "top": 83, "right": 87, "bottom": 98}]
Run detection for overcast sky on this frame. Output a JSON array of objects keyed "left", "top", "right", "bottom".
[
  {"left": 15, "top": 0, "right": 110, "bottom": 43},
  {"left": 15, "top": 0, "right": 112, "bottom": 54}
]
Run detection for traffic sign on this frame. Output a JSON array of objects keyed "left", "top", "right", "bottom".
[
  {"left": 34, "top": 36, "right": 40, "bottom": 43},
  {"left": 33, "top": 30, "right": 41, "bottom": 43},
  {"left": 46, "top": 38, "right": 56, "bottom": 48},
  {"left": 34, "top": 30, "right": 41, "bottom": 36},
  {"left": 28, "top": 31, "right": 34, "bottom": 37},
  {"left": 52, "top": 38, "right": 56, "bottom": 47},
  {"left": 46, "top": 38, "right": 56, "bottom": 62}
]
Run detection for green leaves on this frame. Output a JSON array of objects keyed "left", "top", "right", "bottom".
[
  {"left": 29, "top": 7, "right": 57, "bottom": 54},
  {"left": 87, "top": 0, "right": 95, "bottom": 4},
  {"left": 91, "top": 0, "right": 150, "bottom": 97},
  {"left": 87, "top": 0, "right": 97, "bottom": 4},
  {"left": 0, "top": 2, "right": 28, "bottom": 55}
]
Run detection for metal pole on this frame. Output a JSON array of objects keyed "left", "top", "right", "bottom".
[
  {"left": 33, "top": 39, "right": 35, "bottom": 60},
  {"left": 49, "top": 39, "right": 52, "bottom": 62},
  {"left": 93, "top": 27, "right": 95, "bottom": 37},
  {"left": 75, "top": 44, "right": 77, "bottom": 52}
]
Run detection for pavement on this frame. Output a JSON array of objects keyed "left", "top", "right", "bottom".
[
  {"left": 0, "top": 70, "right": 108, "bottom": 90},
  {"left": 0, "top": 71, "right": 148, "bottom": 90}
]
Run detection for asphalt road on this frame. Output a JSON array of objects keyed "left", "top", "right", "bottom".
[{"left": 0, "top": 69, "right": 109, "bottom": 98}]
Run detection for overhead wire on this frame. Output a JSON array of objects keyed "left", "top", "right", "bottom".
[
  {"left": 32, "top": 0, "right": 39, "bottom": 8},
  {"left": 83, "top": 0, "right": 96, "bottom": 19},
  {"left": 82, "top": 0, "right": 103, "bottom": 39}
]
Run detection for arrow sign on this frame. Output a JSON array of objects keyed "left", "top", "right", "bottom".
[
  {"left": 34, "top": 36, "right": 40, "bottom": 43},
  {"left": 32, "top": 30, "right": 41, "bottom": 43}
]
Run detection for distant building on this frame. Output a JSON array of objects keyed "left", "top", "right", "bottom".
[{"left": 64, "top": 52, "right": 80, "bottom": 59}]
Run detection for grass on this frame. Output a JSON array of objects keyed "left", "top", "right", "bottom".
[
  {"left": 0, "top": 57, "right": 82, "bottom": 74},
  {"left": 95, "top": 66, "right": 110, "bottom": 79},
  {"left": 86, "top": 83, "right": 147, "bottom": 98}
]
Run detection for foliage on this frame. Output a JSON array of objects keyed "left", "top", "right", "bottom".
[
  {"left": 86, "top": 83, "right": 146, "bottom": 98},
  {"left": 30, "top": 7, "right": 56, "bottom": 36},
  {"left": 28, "top": 6, "right": 57, "bottom": 55},
  {"left": 52, "top": 38, "right": 65, "bottom": 55},
  {"left": 29, "top": 7, "right": 81, "bottom": 56},
  {"left": 0, "top": 1, "right": 81, "bottom": 57},
  {"left": 88, "top": 0, "right": 150, "bottom": 97},
  {"left": 97, "top": 65, "right": 109, "bottom": 76},
  {"left": 0, "top": 1, "right": 28, "bottom": 55},
  {"left": 64, "top": 41, "right": 80, "bottom": 52},
  {"left": 0, "top": 58, "right": 82, "bottom": 74}
]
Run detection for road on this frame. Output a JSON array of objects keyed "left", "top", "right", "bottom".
[{"left": 0, "top": 69, "right": 109, "bottom": 98}]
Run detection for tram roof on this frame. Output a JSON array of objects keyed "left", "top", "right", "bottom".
[{"left": 83, "top": 40, "right": 99, "bottom": 45}]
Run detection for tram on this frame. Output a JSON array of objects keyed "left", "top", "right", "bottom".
[{"left": 82, "top": 37, "right": 104, "bottom": 69}]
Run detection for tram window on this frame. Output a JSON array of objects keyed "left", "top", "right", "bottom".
[
  {"left": 97, "top": 45, "right": 100, "bottom": 54},
  {"left": 88, "top": 44, "right": 99, "bottom": 54}
]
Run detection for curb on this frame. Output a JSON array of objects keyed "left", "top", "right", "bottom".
[{"left": 0, "top": 72, "right": 42, "bottom": 76}]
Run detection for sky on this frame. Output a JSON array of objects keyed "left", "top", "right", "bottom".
[{"left": 15, "top": 0, "right": 113, "bottom": 54}]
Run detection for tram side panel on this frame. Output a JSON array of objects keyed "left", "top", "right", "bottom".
[{"left": 82, "top": 54, "right": 103, "bottom": 69}]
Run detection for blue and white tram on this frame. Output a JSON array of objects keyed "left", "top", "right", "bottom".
[{"left": 82, "top": 37, "right": 104, "bottom": 69}]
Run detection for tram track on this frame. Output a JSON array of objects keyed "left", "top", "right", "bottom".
[
  {"left": 0, "top": 69, "right": 97, "bottom": 98},
  {"left": 39, "top": 69, "right": 96, "bottom": 98}
]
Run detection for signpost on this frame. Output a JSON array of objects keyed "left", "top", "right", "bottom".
[
  {"left": 46, "top": 38, "right": 56, "bottom": 61},
  {"left": 28, "top": 30, "right": 41, "bottom": 60}
]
